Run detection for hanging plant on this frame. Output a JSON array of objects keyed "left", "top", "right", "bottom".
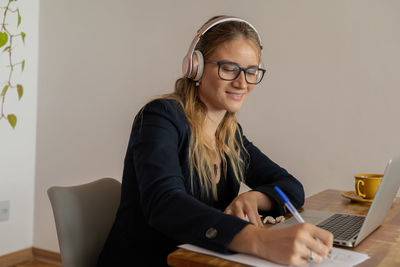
[{"left": 0, "top": 0, "right": 25, "bottom": 129}]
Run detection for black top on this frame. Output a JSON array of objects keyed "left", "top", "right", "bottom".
[
  {"left": 214, "top": 166, "right": 235, "bottom": 211},
  {"left": 97, "top": 99, "right": 304, "bottom": 266}
]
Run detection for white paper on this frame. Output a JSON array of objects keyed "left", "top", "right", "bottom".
[{"left": 179, "top": 244, "right": 370, "bottom": 267}]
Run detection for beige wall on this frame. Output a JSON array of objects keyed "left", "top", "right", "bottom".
[
  {"left": 0, "top": 0, "right": 38, "bottom": 256},
  {"left": 33, "top": 0, "right": 400, "bottom": 252}
]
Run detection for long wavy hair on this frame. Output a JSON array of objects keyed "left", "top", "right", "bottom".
[{"left": 162, "top": 16, "right": 262, "bottom": 200}]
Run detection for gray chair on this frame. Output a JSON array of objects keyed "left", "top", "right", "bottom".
[{"left": 48, "top": 178, "right": 121, "bottom": 267}]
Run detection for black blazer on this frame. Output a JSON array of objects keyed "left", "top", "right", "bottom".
[{"left": 97, "top": 99, "right": 304, "bottom": 266}]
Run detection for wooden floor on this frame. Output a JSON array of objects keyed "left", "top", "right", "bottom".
[
  {"left": 12, "top": 260, "right": 60, "bottom": 267},
  {"left": 0, "top": 247, "right": 61, "bottom": 267}
]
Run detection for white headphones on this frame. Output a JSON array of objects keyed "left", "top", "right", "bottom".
[{"left": 182, "top": 16, "right": 263, "bottom": 81}]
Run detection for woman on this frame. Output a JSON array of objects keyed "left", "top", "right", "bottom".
[{"left": 98, "top": 15, "right": 333, "bottom": 266}]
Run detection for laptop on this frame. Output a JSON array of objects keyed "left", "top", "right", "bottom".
[{"left": 270, "top": 156, "right": 400, "bottom": 247}]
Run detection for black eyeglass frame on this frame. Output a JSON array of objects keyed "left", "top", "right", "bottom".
[{"left": 205, "top": 61, "right": 266, "bottom": 85}]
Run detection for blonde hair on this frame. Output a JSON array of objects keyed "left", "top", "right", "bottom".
[{"left": 162, "top": 16, "right": 262, "bottom": 200}]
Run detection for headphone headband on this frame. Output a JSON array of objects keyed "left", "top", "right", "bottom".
[{"left": 182, "top": 16, "right": 263, "bottom": 81}]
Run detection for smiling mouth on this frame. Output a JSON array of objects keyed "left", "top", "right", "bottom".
[
  {"left": 226, "top": 91, "right": 246, "bottom": 101},
  {"left": 226, "top": 92, "right": 245, "bottom": 97}
]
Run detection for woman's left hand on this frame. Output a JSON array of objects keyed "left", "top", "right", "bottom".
[{"left": 224, "top": 191, "right": 272, "bottom": 227}]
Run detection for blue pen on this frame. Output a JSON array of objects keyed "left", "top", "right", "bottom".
[{"left": 274, "top": 186, "right": 305, "bottom": 223}]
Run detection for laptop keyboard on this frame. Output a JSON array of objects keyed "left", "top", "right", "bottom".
[{"left": 317, "top": 214, "right": 366, "bottom": 240}]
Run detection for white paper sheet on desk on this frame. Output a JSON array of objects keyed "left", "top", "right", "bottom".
[{"left": 179, "top": 244, "right": 370, "bottom": 267}]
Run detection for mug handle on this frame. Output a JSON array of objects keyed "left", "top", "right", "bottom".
[{"left": 356, "top": 180, "right": 366, "bottom": 198}]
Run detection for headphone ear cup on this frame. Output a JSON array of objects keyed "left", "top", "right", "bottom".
[
  {"left": 192, "top": 50, "right": 204, "bottom": 81},
  {"left": 182, "top": 54, "right": 191, "bottom": 78}
]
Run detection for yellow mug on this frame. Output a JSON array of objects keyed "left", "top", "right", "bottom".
[{"left": 355, "top": 174, "right": 383, "bottom": 199}]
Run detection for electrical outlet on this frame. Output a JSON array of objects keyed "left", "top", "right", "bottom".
[{"left": 0, "top": 200, "right": 10, "bottom": 221}]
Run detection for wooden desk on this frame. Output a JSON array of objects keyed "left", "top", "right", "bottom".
[{"left": 167, "top": 189, "right": 400, "bottom": 267}]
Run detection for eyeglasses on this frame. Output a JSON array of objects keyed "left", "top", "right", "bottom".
[{"left": 205, "top": 61, "right": 266, "bottom": 85}]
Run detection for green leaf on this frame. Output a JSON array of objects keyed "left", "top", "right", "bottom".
[
  {"left": 21, "top": 32, "right": 26, "bottom": 45},
  {"left": 2, "top": 46, "right": 10, "bottom": 52},
  {"left": 8, "top": 114, "right": 17, "bottom": 129},
  {"left": 17, "top": 9, "right": 21, "bottom": 27},
  {"left": 0, "top": 32, "right": 8, "bottom": 48},
  {"left": 17, "top": 84, "right": 23, "bottom": 100},
  {"left": 21, "top": 60, "right": 25, "bottom": 71},
  {"left": 1, "top": 85, "right": 9, "bottom": 96}
]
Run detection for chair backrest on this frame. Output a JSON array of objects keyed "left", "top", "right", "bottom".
[{"left": 48, "top": 178, "right": 121, "bottom": 267}]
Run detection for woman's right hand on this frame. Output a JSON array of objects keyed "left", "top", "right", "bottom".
[{"left": 228, "top": 223, "right": 333, "bottom": 266}]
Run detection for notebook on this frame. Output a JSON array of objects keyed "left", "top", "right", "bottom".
[{"left": 270, "top": 156, "right": 400, "bottom": 247}]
